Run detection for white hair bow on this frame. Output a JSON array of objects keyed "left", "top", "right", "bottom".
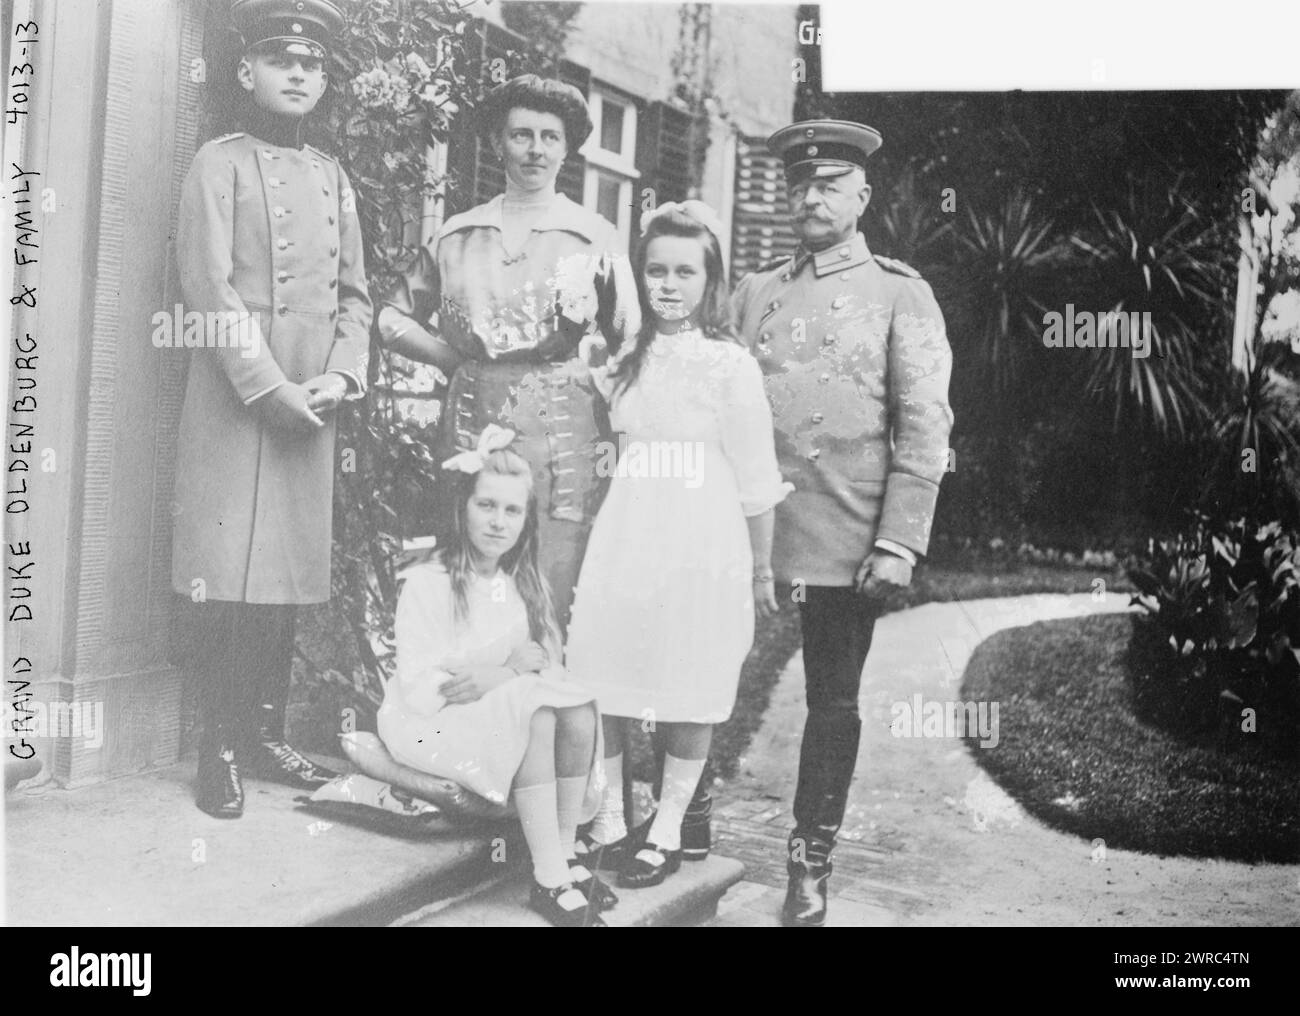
[
  {"left": 640, "top": 199, "right": 726, "bottom": 250},
  {"left": 441, "top": 424, "right": 517, "bottom": 474}
]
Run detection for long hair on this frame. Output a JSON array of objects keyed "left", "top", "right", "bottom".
[
  {"left": 608, "top": 207, "right": 739, "bottom": 397},
  {"left": 439, "top": 448, "right": 558, "bottom": 645}
]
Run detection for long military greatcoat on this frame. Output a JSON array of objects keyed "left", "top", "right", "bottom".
[
  {"left": 170, "top": 131, "right": 371, "bottom": 604},
  {"left": 732, "top": 232, "right": 953, "bottom": 587}
]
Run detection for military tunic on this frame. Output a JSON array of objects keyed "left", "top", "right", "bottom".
[
  {"left": 731, "top": 232, "right": 953, "bottom": 586},
  {"left": 170, "top": 131, "right": 371, "bottom": 605}
]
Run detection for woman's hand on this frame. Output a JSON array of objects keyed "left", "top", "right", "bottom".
[
  {"left": 439, "top": 666, "right": 513, "bottom": 706},
  {"left": 505, "top": 641, "right": 549, "bottom": 674},
  {"left": 753, "top": 577, "right": 779, "bottom": 620}
]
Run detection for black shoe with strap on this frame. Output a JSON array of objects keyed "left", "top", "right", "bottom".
[
  {"left": 782, "top": 832, "right": 832, "bottom": 927},
  {"left": 567, "top": 860, "right": 619, "bottom": 911},
  {"left": 529, "top": 880, "right": 606, "bottom": 927},
  {"left": 618, "top": 841, "right": 682, "bottom": 889},
  {"left": 196, "top": 739, "right": 244, "bottom": 819}
]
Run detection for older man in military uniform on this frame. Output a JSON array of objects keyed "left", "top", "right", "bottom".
[
  {"left": 171, "top": 0, "right": 370, "bottom": 817},
  {"left": 732, "top": 120, "right": 953, "bottom": 926}
]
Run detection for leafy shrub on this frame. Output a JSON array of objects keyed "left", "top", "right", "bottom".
[{"left": 1127, "top": 514, "right": 1299, "bottom": 757}]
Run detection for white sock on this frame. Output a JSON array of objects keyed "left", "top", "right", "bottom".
[
  {"left": 512, "top": 781, "right": 571, "bottom": 889},
  {"left": 555, "top": 775, "right": 588, "bottom": 860},
  {"left": 589, "top": 752, "right": 627, "bottom": 845},
  {"left": 647, "top": 754, "right": 706, "bottom": 852}
]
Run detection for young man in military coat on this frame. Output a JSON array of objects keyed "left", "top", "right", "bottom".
[
  {"left": 732, "top": 121, "right": 954, "bottom": 925},
  {"left": 171, "top": 0, "right": 370, "bottom": 817}
]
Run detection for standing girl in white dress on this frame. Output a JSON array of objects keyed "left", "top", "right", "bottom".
[
  {"left": 566, "top": 202, "right": 791, "bottom": 888},
  {"left": 377, "top": 425, "right": 613, "bottom": 926}
]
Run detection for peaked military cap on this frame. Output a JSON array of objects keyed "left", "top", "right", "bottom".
[
  {"left": 230, "top": 0, "right": 344, "bottom": 59},
  {"left": 768, "top": 119, "right": 882, "bottom": 184}
]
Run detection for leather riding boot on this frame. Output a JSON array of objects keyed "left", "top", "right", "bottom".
[
  {"left": 247, "top": 701, "right": 339, "bottom": 789},
  {"left": 196, "top": 720, "right": 244, "bottom": 818},
  {"left": 783, "top": 832, "right": 832, "bottom": 927},
  {"left": 243, "top": 608, "right": 338, "bottom": 789},
  {"left": 785, "top": 708, "right": 860, "bottom": 926},
  {"left": 195, "top": 627, "right": 244, "bottom": 818}
]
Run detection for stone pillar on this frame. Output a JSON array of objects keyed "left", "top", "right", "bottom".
[{"left": 12, "top": 0, "right": 203, "bottom": 786}]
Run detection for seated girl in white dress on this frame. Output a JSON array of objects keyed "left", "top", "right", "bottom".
[
  {"left": 377, "top": 425, "right": 613, "bottom": 927},
  {"left": 565, "top": 201, "right": 791, "bottom": 889}
]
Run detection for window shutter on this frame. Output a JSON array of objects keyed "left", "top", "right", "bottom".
[
  {"left": 633, "top": 100, "right": 715, "bottom": 238},
  {"left": 730, "top": 134, "right": 798, "bottom": 278}
]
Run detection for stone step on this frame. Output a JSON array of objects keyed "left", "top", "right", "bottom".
[
  {"left": 402, "top": 855, "right": 746, "bottom": 927},
  {"left": 5, "top": 757, "right": 508, "bottom": 927}
]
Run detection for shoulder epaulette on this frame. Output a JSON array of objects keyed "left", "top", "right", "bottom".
[
  {"left": 873, "top": 254, "right": 921, "bottom": 279},
  {"left": 305, "top": 143, "right": 337, "bottom": 163},
  {"left": 211, "top": 132, "right": 245, "bottom": 145}
]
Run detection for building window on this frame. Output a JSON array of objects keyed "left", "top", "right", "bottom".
[{"left": 582, "top": 86, "right": 639, "bottom": 246}]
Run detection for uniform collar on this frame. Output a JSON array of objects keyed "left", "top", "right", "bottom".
[
  {"left": 790, "top": 232, "right": 871, "bottom": 278},
  {"left": 438, "top": 192, "right": 607, "bottom": 243},
  {"left": 244, "top": 107, "right": 308, "bottom": 150}
]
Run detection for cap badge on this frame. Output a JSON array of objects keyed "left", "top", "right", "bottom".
[
  {"left": 807, "top": 145, "right": 818, "bottom": 156},
  {"left": 292, "top": 22, "right": 303, "bottom": 33},
  {"left": 804, "top": 127, "right": 815, "bottom": 138}
]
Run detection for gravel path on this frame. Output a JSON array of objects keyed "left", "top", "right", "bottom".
[{"left": 705, "top": 593, "right": 1300, "bottom": 927}]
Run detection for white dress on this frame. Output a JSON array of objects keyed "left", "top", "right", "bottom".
[
  {"left": 565, "top": 329, "right": 791, "bottom": 723},
  {"left": 378, "top": 558, "right": 602, "bottom": 812}
]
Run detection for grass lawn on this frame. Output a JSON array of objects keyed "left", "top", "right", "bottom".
[{"left": 961, "top": 612, "right": 1300, "bottom": 862}]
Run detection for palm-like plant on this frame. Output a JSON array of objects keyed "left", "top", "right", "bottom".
[
  {"left": 942, "top": 187, "right": 1071, "bottom": 399},
  {"left": 1070, "top": 173, "right": 1232, "bottom": 438},
  {"left": 873, "top": 165, "right": 952, "bottom": 269},
  {"left": 1204, "top": 340, "right": 1300, "bottom": 526}
]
